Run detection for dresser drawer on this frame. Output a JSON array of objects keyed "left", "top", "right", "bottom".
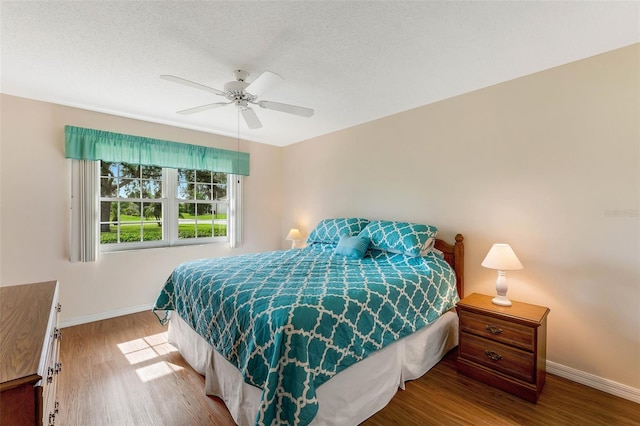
[
  {"left": 41, "top": 323, "right": 61, "bottom": 425},
  {"left": 459, "top": 310, "right": 535, "bottom": 351},
  {"left": 459, "top": 332, "right": 535, "bottom": 383}
]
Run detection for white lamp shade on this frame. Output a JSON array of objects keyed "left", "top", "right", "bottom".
[
  {"left": 285, "top": 228, "right": 302, "bottom": 241},
  {"left": 481, "top": 244, "right": 523, "bottom": 271}
]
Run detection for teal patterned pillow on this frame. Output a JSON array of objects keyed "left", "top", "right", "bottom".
[
  {"left": 335, "top": 235, "right": 370, "bottom": 259},
  {"left": 307, "top": 218, "right": 370, "bottom": 244},
  {"left": 360, "top": 220, "right": 438, "bottom": 257}
]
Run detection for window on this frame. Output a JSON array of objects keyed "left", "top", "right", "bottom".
[
  {"left": 97, "top": 161, "right": 239, "bottom": 252},
  {"left": 66, "top": 125, "right": 248, "bottom": 262}
]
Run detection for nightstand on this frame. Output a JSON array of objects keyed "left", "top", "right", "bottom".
[{"left": 456, "top": 293, "right": 549, "bottom": 403}]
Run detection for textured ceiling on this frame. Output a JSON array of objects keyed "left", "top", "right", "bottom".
[{"left": 1, "top": 1, "right": 638, "bottom": 147}]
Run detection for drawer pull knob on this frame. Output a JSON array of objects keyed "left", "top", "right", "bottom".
[
  {"left": 485, "top": 324, "right": 503, "bottom": 335},
  {"left": 485, "top": 350, "right": 503, "bottom": 361}
]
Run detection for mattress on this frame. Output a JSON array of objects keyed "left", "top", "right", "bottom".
[{"left": 168, "top": 309, "right": 459, "bottom": 425}]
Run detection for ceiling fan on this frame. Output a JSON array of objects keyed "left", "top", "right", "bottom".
[{"left": 160, "top": 70, "right": 314, "bottom": 129}]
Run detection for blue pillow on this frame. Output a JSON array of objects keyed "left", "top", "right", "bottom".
[
  {"left": 359, "top": 220, "right": 438, "bottom": 257},
  {"left": 307, "top": 218, "right": 370, "bottom": 245},
  {"left": 335, "top": 235, "right": 370, "bottom": 259}
]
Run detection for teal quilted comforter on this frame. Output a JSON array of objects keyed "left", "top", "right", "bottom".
[{"left": 153, "top": 244, "right": 458, "bottom": 425}]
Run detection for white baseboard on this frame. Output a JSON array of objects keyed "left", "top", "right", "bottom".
[
  {"left": 60, "top": 303, "right": 154, "bottom": 328},
  {"left": 547, "top": 360, "right": 640, "bottom": 403}
]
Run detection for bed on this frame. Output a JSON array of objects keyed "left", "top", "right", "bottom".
[{"left": 153, "top": 218, "right": 464, "bottom": 425}]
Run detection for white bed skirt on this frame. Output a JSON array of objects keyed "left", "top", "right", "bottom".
[{"left": 168, "top": 310, "right": 459, "bottom": 425}]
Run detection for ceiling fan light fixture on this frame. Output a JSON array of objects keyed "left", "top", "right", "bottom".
[
  {"left": 232, "top": 69, "right": 250, "bottom": 82},
  {"left": 161, "top": 69, "right": 314, "bottom": 127}
]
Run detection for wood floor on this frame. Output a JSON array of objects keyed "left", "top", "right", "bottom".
[{"left": 58, "top": 311, "right": 640, "bottom": 425}]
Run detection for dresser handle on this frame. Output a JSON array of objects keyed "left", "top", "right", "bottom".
[
  {"left": 485, "top": 350, "right": 503, "bottom": 361},
  {"left": 485, "top": 324, "right": 503, "bottom": 335}
]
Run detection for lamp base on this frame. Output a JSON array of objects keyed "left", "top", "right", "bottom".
[{"left": 492, "top": 295, "right": 512, "bottom": 307}]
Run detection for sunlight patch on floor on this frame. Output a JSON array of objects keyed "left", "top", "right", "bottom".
[
  {"left": 117, "top": 331, "right": 181, "bottom": 381},
  {"left": 135, "top": 361, "right": 184, "bottom": 382}
]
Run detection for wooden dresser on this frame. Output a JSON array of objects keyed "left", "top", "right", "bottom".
[
  {"left": 0, "top": 281, "right": 62, "bottom": 425},
  {"left": 457, "top": 293, "right": 549, "bottom": 403}
]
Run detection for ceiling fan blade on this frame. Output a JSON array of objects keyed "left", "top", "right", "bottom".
[
  {"left": 241, "top": 107, "right": 262, "bottom": 129},
  {"left": 177, "top": 102, "right": 230, "bottom": 115},
  {"left": 160, "top": 75, "right": 226, "bottom": 96},
  {"left": 245, "top": 71, "right": 283, "bottom": 96},
  {"left": 258, "top": 100, "right": 314, "bottom": 117}
]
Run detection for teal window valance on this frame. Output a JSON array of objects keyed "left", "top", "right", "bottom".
[{"left": 64, "top": 125, "right": 250, "bottom": 176}]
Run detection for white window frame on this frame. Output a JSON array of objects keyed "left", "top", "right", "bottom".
[{"left": 70, "top": 160, "right": 243, "bottom": 261}]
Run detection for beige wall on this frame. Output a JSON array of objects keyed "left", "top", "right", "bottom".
[
  {"left": 282, "top": 45, "right": 640, "bottom": 389},
  {"left": 0, "top": 95, "right": 283, "bottom": 322}
]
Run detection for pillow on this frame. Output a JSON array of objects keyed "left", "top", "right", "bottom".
[
  {"left": 335, "top": 235, "right": 370, "bottom": 259},
  {"left": 419, "top": 236, "right": 437, "bottom": 256},
  {"left": 360, "top": 220, "right": 438, "bottom": 257},
  {"left": 306, "top": 218, "right": 370, "bottom": 245}
]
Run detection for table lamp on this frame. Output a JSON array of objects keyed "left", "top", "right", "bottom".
[
  {"left": 286, "top": 228, "right": 302, "bottom": 249},
  {"left": 481, "top": 243, "right": 523, "bottom": 306}
]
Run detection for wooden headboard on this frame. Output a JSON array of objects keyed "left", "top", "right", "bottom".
[{"left": 434, "top": 234, "right": 464, "bottom": 298}]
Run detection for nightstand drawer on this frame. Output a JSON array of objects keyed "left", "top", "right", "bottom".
[
  {"left": 459, "top": 310, "right": 535, "bottom": 351},
  {"left": 459, "top": 332, "right": 535, "bottom": 383}
]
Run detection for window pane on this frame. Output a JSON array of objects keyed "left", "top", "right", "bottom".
[
  {"left": 214, "top": 203, "right": 227, "bottom": 219},
  {"left": 178, "top": 202, "right": 193, "bottom": 219},
  {"left": 100, "top": 201, "right": 116, "bottom": 222},
  {"left": 195, "top": 170, "right": 211, "bottom": 183},
  {"left": 121, "top": 164, "right": 141, "bottom": 179},
  {"left": 141, "top": 165, "right": 162, "bottom": 179},
  {"left": 143, "top": 202, "right": 162, "bottom": 223},
  {"left": 101, "top": 177, "right": 119, "bottom": 197},
  {"left": 213, "top": 184, "right": 227, "bottom": 200},
  {"left": 142, "top": 202, "right": 163, "bottom": 241},
  {"left": 119, "top": 201, "right": 140, "bottom": 219},
  {"left": 119, "top": 226, "right": 142, "bottom": 243},
  {"left": 124, "top": 179, "right": 143, "bottom": 198},
  {"left": 197, "top": 202, "right": 212, "bottom": 216},
  {"left": 142, "top": 180, "right": 161, "bottom": 199},
  {"left": 214, "top": 204, "right": 228, "bottom": 237},
  {"left": 196, "top": 222, "right": 213, "bottom": 238},
  {"left": 177, "top": 201, "right": 220, "bottom": 239},
  {"left": 100, "top": 201, "right": 118, "bottom": 244},
  {"left": 101, "top": 161, "right": 120, "bottom": 177},
  {"left": 213, "top": 173, "right": 227, "bottom": 184},
  {"left": 178, "top": 169, "right": 193, "bottom": 182},
  {"left": 118, "top": 202, "right": 140, "bottom": 243},
  {"left": 177, "top": 181, "right": 190, "bottom": 199},
  {"left": 178, "top": 202, "right": 194, "bottom": 239},
  {"left": 196, "top": 184, "right": 212, "bottom": 200}
]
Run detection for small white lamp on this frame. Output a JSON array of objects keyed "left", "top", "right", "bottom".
[
  {"left": 481, "top": 243, "right": 523, "bottom": 307},
  {"left": 285, "top": 228, "right": 302, "bottom": 249}
]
